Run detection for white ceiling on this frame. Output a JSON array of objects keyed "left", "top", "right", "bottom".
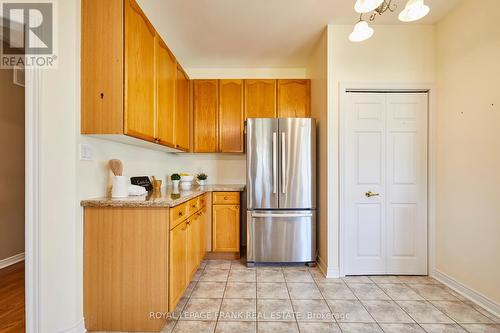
[{"left": 138, "top": 0, "right": 462, "bottom": 68}]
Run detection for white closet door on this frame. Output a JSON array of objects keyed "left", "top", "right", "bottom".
[
  {"left": 386, "top": 94, "right": 428, "bottom": 274},
  {"left": 344, "top": 93, "right": 428, "bottom": 276},
  {"left": 344, "top": 94, "right": 387, "bottom": 275}
]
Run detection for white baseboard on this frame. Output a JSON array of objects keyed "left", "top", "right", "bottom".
[
  {"left": 59, "top": 318, "right": 86, "bottom": 333},
  {"left": 317, "top": 256, "right": 340, "bottom": 278},
  {"left": 0, "top": 252, "right": 24, "bottom": 269},
  {"left": 431, "top": 269, "right": 500, "bottom": 317}
]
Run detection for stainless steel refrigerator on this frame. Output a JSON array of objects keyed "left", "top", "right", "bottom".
[{"left": 246, "top": 118, "right": 316, "bottom": 265}]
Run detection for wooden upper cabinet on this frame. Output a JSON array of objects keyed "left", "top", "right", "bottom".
[
  {"left": 156, "top": 37, "right": 176, "bottom": 147},
  {"left": 193, "top": 80, "right": 218, "bottom": 153},
  {"left": 277, "top": 79, "right": 311, "bottom": 118},
  {"left": 219, "top": 80, "right": 244, "bottom": 153},
  {"left": 81, "top": 0, "right": 191, "bottom": 152},
  {"left": 175, "top": 66, "right": 190, "bottom": 151},
  {"left": 124, "top": 0, "right": 157, "bottom": 141},
  {"left": 81, "top": 0, "right": 124, "bottom": 134},
  {"left": 244, "top": 79, "right": 277, "bottom": 119}
]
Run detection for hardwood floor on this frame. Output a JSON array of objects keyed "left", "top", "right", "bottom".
[{"left": 0, "top": 262, "right": 25, "bottom": 333}]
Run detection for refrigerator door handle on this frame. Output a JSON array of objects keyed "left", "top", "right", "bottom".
[
  {"left": 281, "top": 132, "right": 286, "bottom": 194},
  {"left": 251, "top": 213, "right": 313, "bottom": 218},
  {"left": 272, "top": 132, "right": 277, "bottom": 194}
]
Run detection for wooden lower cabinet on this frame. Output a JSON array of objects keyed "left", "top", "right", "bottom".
[
  {"left": 84, "top": 207, "right": 169, "bottom": 332},
  {"left": 168, "top": 198, "right": 207, "bottom": 310},
  {"left": 212, "top": 192, "right": 240, "bottom": 255},
  {"left": 169, "top": 220, "right": 188, "bottom": 310}
]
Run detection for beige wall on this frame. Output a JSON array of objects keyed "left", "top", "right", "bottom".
[
  {"left": 0, "top": 68, "right": 24, "bottom": 261},
  {"left": 327, "top": 24, "right": 436, "bottom": 274},
  {"left": 435, "top": 0, "right": 500, "bottom": 304},
  {"left": 307, "top": 29, "right": 329, "bottom": 273}
]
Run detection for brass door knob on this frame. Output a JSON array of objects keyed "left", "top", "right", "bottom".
[{"left": 365, "top": 191, "right": 380, "bottom": 198}]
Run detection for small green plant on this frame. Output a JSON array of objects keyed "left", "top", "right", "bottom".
[
  {"left": 197, "top": 173, "right": 208, "bottom": 181},
  {"left": 171, "top": 173, "right": 181, "bottom": 181}
]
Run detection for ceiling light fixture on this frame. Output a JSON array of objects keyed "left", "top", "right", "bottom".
[
  {"left": 398, "top": 0, "right": 430, "bottom": 22},
  {"left": 354, "top": 0, "right": 385, "bottom": 14},
  {"left": 349, "top": 0, "right": 431, "bottom": 42},
  {"left": 349, "top": 19, "right": 375, "bottom": 42}
]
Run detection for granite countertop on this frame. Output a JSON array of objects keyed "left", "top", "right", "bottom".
[{"left": 80, "top": 184, "right": 245, "bottom": 208}]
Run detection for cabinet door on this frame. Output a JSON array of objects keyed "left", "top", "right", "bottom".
[
  {"left": 219, "top": 79, "right": 244, "bottom": 153},
  {"left": 277, "top": 79, "right": 311, "bottom": 118},
  {"left": 156, "top": 37, "right": 176, "bottom": 147},
  {"left": 212, "top": 205, "right": 240, "bottom": 252},
  {"left": 197, "top": 208, "right": 207, "bottom": 264},
  {"left": 169, "top": 221, "right": 187, "bottom": 310},
  {"left": 175, "top": 66, "right": 190, "bottom": 151},
  {"left": 244, "top": 79, "right": 277, "bottom": 119},
  {"left": 186, "top": 217, "right": 199, "bottom": 280},
  {"left": 81, "top": 0, "right": 124, "bottom": 134},
  {"left": 124, "top": 0, "right": 156, "bottom": 141},
  {"left": 193, "top": 80, "right": 218, "bottom": 152}
]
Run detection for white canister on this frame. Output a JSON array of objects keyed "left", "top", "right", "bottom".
[{"left": 112, "top": 176, "right": 128, "bottom": 198}]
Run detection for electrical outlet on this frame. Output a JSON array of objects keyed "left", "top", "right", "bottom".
[{"left": 79, "top": 143, "right": 93, "bottom": 161}]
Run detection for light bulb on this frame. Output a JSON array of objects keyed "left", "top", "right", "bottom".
[
  {"left": 349, "top": 21, "right": 374, "bottom": 42},
  {"left": 398, "top": 0, "right": 430, "bottom": 22},
  {"left": 354, "top": 0, "right": 385, "bottom": 14}
]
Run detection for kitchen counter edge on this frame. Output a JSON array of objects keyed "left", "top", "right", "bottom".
[{"left": 80, "top": 184, "right": 245, "bottom": 208}]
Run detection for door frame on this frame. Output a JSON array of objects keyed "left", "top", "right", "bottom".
[
  {"left": 338, "top": 82, "right": 436, "bottom": 277},
  {"left": 25, "top": 67, "right": 41, "bottom": 331}
]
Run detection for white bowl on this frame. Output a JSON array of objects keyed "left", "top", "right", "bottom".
[{"left": 180, "top": 175, "right": 194, "bottom": 182}]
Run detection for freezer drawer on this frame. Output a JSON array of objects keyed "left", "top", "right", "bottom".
[{"left": 247, "top": 210, "right": 316, "bottom": 263}]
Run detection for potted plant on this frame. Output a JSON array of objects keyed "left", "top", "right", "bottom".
[
  {"left": 197, "top": 173, "right": 208, "bottom": 186},
  {"left": 171, "top": 173, "right": 181, "bottom": 188}
]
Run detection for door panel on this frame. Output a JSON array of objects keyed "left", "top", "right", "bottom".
[
  {"left": 277, "top": 79, "right": 310, "bottom": 118},
  {"left": 169, "top": 221, "right": 187, "bottom": 310},
  {"left": 244, "top": 79, "right": 276, "bottom": 119},
  {"left": 156, "top": 37, "right": 176, "bottom": 147},
  {"left": 246, "top": 118, "right": 279, "bottom": 209},
  {"left": 193, "top": 80, "right": 218, "bottom": 152},
  {"left": 212, "top": 205, "right": 240, "bottom": 252},
  {"left": 345, "top": 94, "right": 387, "bottom": 275},
  {"left": 278, "top": 118, "right": 315, "bottom": 209},
  {"left": 124, "top": 0, "right": 156, "bottom": 141},
  {"left": 175, "top": 66, "right": 190, "bottom": 151},
  {"left": 219, "top": 79, "right": 244, "bottom": 153},
  {"left": 386, "top": 94, "right": 428, "bottom": 274},
  {"left": 344, "top": 93, "right": 427, "bottom": 275},
  {"left": 247, "top": 211, "right": 316, "bottom": 263}
]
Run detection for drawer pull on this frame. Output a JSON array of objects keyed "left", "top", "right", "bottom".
[
  {"left": 178, "top": 211, "right": 183, "bottom": 216},
  {"left": 191, "top": 204, "right": 196, "bottom": 208},
  {"left": 224, "top": 196, "right": 229, "bottom": 200}
]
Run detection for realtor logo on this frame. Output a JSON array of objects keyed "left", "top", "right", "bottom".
[{"left": 1, "top": 1, "right": 57, "bottom": 68}]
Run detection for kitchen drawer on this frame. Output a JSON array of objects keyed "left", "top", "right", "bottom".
[
  {"left": 170, "top": 202, "right": 188, "bottom": 230},
  {"left": 187, "top": 197, "right": 200, "bottom": 215},
  {"left": 213, "top": 192, "right": 240, "bottom": 205},
  {"left": 198, "top": 194, "right": 207, "bottom": 208}
]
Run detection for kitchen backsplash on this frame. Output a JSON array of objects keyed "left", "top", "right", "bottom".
[{"left": 77, "top": 136, "right": 246, "bottom": 198}]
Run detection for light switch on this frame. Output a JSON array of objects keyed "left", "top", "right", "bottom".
[{"left": 79, "top": 143, "right": 93, "bottom": 161}]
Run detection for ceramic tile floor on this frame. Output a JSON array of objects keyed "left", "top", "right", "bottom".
[{"left": 95, "top": 259, "right": 500, "bottom": 333}]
